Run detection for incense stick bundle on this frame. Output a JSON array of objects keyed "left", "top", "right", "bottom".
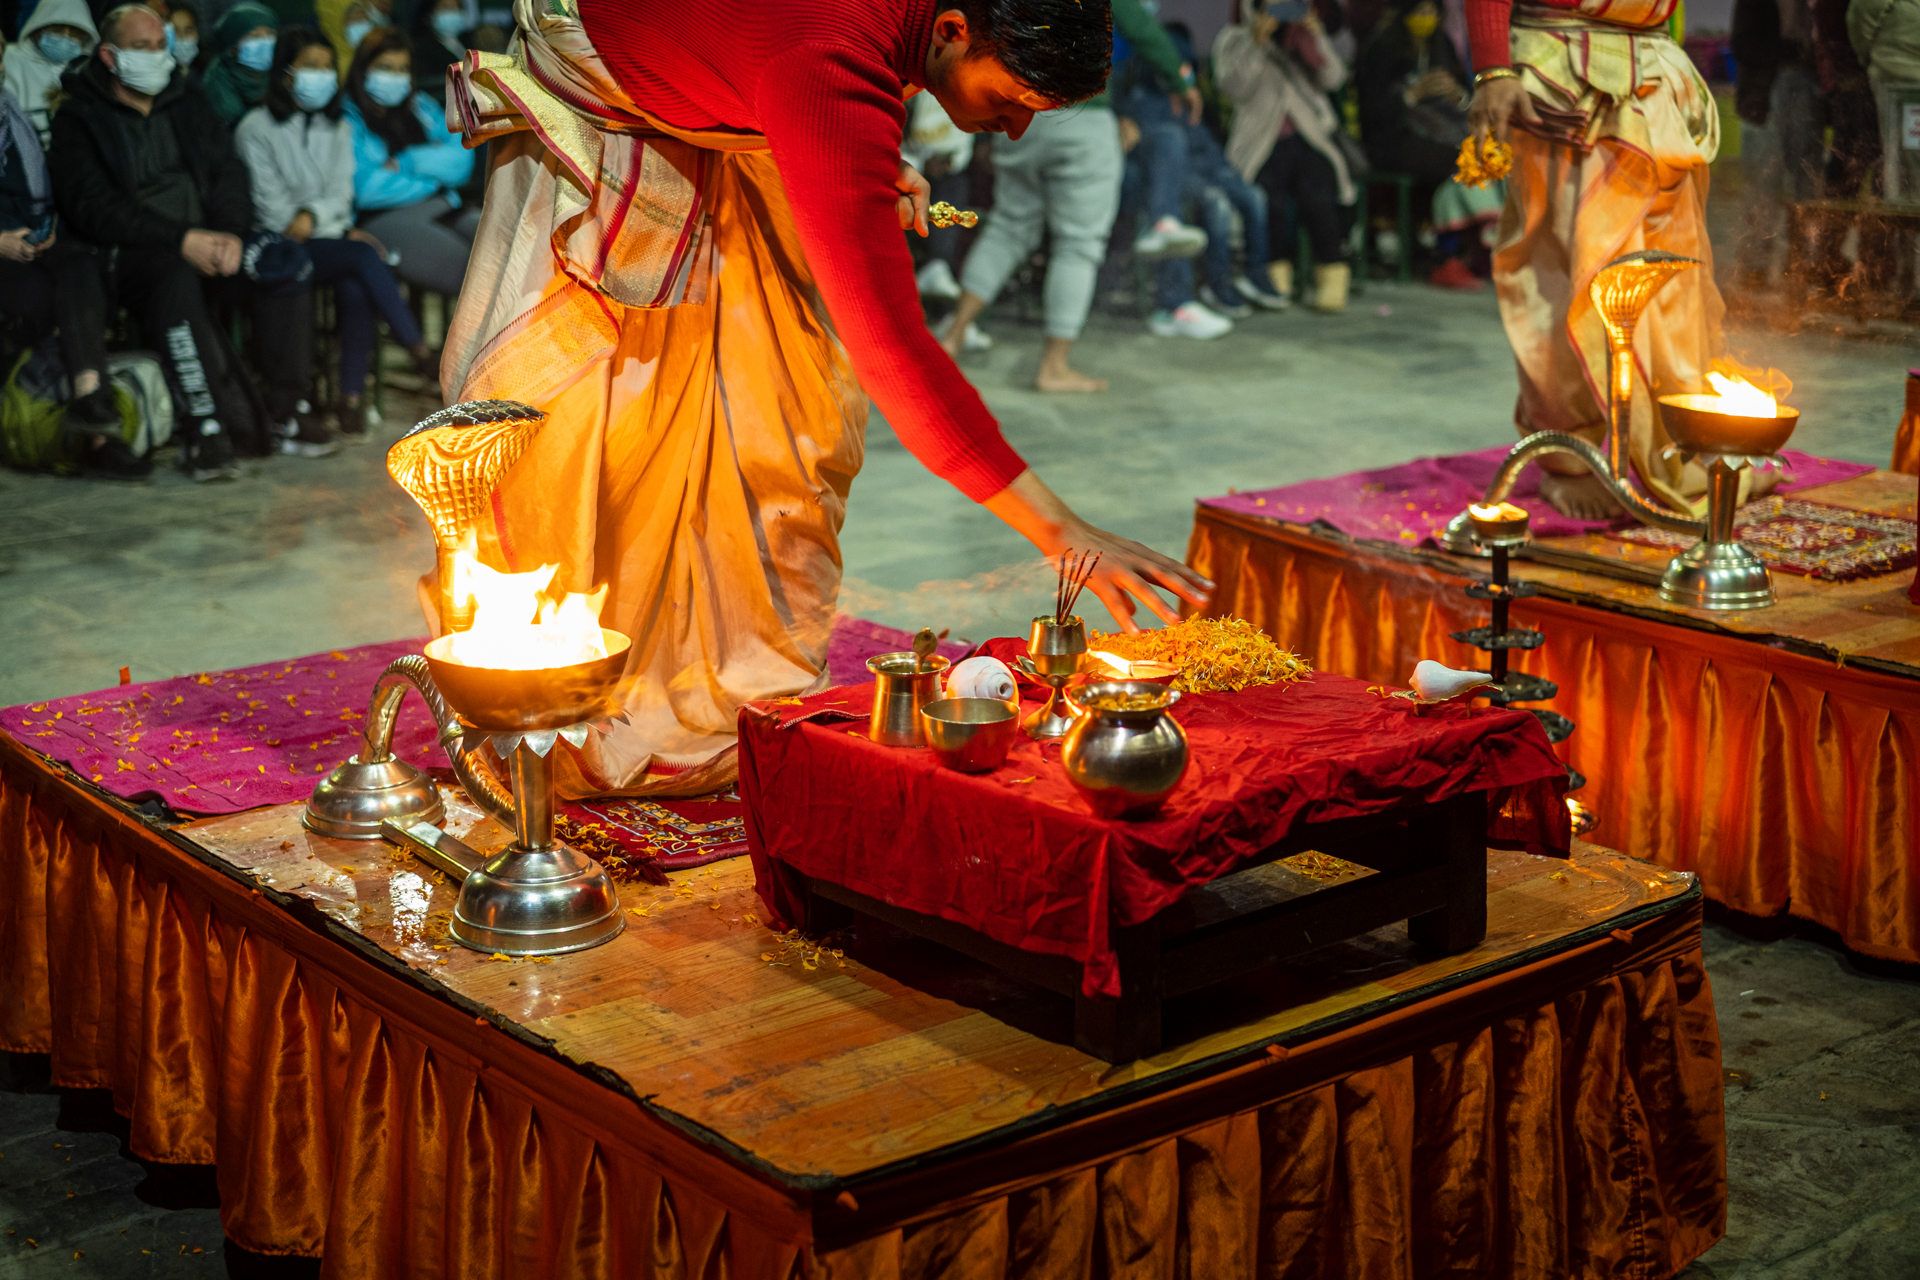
[{"left": 1053, "top": 550, "right": 1100, "bottom": 623}]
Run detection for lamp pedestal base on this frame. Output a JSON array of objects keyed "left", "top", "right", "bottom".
[{"left": 1657, "top": 456, "right": 1776, "bottom": 611}]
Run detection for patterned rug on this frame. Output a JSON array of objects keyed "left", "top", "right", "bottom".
[{"left": 1610, "top": 497, "right": 1917, "bottom": 582}]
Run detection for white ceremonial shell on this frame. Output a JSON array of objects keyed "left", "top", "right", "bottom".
[
  {"left": 1409, "top": 660, "right": 1493, "bottom": 702},
  {"left": 946, "top": 656, "right": 1018, "bottom": 702}
]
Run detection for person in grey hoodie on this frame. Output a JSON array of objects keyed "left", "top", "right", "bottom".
[
  {"left": 235, "top": 25, "right": 431, "bottom": 441},
  {"left": 4, "top": 0, "right": 99, "bottom": 149}
]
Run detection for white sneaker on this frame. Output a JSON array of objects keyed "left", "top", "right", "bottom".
[
  {"left": 1148, "top": 301, "right": 1233, "bottom": 339},
  {"left": 916, "top": 259, "right": 962, "bottom": 299},
  {"left": 934, "top": 316, "right": 995, "bottom": 351},
  {"left": 1132, "top": 215, "right": 1208, "bottom": 261}
]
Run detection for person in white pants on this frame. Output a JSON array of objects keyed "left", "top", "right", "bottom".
[{"left": 936, "top": 106, "right": 1124, "bottom": 392}]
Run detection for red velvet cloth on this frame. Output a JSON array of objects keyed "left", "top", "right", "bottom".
[
  {"left": 741, "top": 671, "right": 1570, "bottom": 998},
  {"left": 576, "top": 0, "right": 1027, "bottom": 503}
]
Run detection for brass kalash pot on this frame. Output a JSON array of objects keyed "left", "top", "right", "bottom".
[{"left": 304, "top": 401, "right": 628, "bottom": 955}]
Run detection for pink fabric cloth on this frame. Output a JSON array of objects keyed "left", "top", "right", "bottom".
[
  {"left": 1199, "top": 447, "right": 1877, "bottom": 546},
  {"left": 0, "top": 618, "right": 954, "bottom": 816}
]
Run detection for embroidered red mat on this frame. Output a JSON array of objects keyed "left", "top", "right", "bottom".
[{"left": 1608, "top": 497, "right": 1917, "bottom": 582}]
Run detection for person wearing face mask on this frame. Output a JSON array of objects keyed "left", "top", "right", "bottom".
[
  {"left": 4, "top": 0, "right": 101, "bottom": 149},
  {"left": 319, "top": 0, "right": 392, "bottom": 81},
  {"left": 1355, "top": 0, "right": 1503, "bottom": 290},
  {"left": 237, "top": 26, "right": 436, "bottom": 444},
  {"left": 341, "top": 26, "right": 475, "bottom": 296},
  {"left": 409, "top": 0, "right": 469, "bottom": 92},
  {"left": 166, "top": 3, "right": 203, "bottom": 74},
  {"left": 0, "top": 29, "right": 144, "bottom": 478},
  {"left": 50, "top": 2, "right": 267, "bottom": 479},
  {"left": 198, "top": 1, "right": 278, "bottom": 125}
]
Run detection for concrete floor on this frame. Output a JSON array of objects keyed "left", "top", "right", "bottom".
[{"left": 1, "top": 282, "right": 1916, "bottom": 1276}]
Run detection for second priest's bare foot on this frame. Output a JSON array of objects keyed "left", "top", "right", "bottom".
[
  {"left": 1035, "top": 363, "right": 1108, "bottom": 393},
  {"left": 1538, "top": 471, "right": 1624, "bottom": 520}
]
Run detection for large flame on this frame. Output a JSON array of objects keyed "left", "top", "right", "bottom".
[
  {"left": 444, "top": 541, "right": 608, "bottom": 671},
  {"left": 1703, "top": 371, "right": 1781, "bottom": 418}
]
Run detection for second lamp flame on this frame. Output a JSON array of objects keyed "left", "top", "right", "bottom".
[{"left": 446, "top": 545, "right": 609, "bottom": 671}]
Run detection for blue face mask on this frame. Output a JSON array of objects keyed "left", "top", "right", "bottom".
[
  {"left": 291, "top": 66, "right": 337, "bottom": 111},
  {"left": 237, "top": 35, "right": 276, "bottom": 72},
  {"left": 36, "top": 32, "right": 86, "bottom": 65},
  {"left": 344, "top": 21, "right": 372, "bottom": 50},
  {"left": 364, "top": 69, "right": 411, "bottom": 108},
  {"left": 170, "top": 32, "right": 199, "bottom": 66},
  {"left": 431, "top": 10, "right": 465, "bottom": 40}
]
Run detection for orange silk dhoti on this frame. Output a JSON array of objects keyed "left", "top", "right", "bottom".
[
  {"left": 440, "top": 3, "right": 866, "bottom": 797},
  {"left": 1494, "top": 2, "right": 1724, "bottom": 511}
]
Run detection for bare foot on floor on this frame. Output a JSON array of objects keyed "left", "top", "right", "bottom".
[
  {"left": 1747, "top": 467, "right": 1782, "bottom": 500},
  {"left": 1538, "top": 471, "right": 1625, "bottom": 520},
  {"left": 1035, "top": 364, "right": 1108, "bottom": 393}
]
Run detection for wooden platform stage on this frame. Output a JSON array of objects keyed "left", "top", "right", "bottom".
[
  {"left": 0, "top": 733, "right": 1728, "bottom": 1275},
  {"left": 1188, "top": 468, "right": 1920, "bottom": 967}
]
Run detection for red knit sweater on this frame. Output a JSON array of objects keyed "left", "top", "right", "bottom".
[
  {"left": 1465, "top": 0, "right": 1580, "bottom": 71},
  {"left": 578, "top": 0, "right": 1027, "bottom": 504}
]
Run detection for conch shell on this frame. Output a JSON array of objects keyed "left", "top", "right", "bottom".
[
  {"left": 1409, "top": 660, "right": 1493, "bottom": 702},
  {"left": 947, "top": 656, "right": 1017, "bottom": 703}
]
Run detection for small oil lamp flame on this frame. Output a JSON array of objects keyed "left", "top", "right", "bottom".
[
  {"left": 1088, "top": 650, "right": 1134, "bottom": 677},
  {"left": 445, "top": 542, "right": 608, "bottom": 671},
  {"left": 1702, "top": 371, "right": 1780, "bottom": 418}
]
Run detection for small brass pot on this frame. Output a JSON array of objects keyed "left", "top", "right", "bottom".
[
  {"left": 867, "top": 651, "right": 951, "bottom": 747},
  {"left": 921, "top": 698, "right": 1019, "bottom": 772},
  {"left": 1060, "top": 680, "right": 1189, "bottom": 820}
]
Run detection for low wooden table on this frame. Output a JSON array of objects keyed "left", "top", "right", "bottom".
[
  {"left": 787, "top": 792, "right": 1490, "bottom": 1062},
  {"left": 1187, "top": 468, "right": 1920, "bottom": 964}
]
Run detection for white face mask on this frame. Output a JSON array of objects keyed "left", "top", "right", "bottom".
[
  {"left": 111, "top": 46, "right": 175, "bottom": 95},
  {"left": 291, "top": 66, "right": 337, "bottom": 111},
  {"left": 171, "top": 35, "right": 199, "bottom": 66},
  {"left": 364, "top": 69, "right": 411, "bottom": 108}
]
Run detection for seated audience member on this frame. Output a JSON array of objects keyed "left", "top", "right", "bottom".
[
  {"left": 5, "top": 0, "right": 99, "bottom": 148},
  {"left": 0, "top": 33, "right": 141, "bottom": 477},
  {"left": 1731, "top": 0, "right": 1820, "bottom": 289},
  {"left": 166, "top": 2, "right": 203, "bottom": 74},
  {"left": 199, "top": 1, "right": 277, "bottom": 125},
  {"left": 320, "top": 0, "right": 395, "bottom": 77},
  {"left": 1355, "top": 0, "right": 1501, "bottom": 290},
  {"left": 1216, "top": 0, "right": 1356, "bottom": 311},
  {"left": 410, "top": 0, "right": 470, "bottom": 92},
  {"left": 51, "top": 3, "right": 267, "bottom": 480},
  {"left": 237, "top": 26, "right": 434, "bottom": 442},
  {"left": 343, "top": 26, "right": 477, "bottom": 297}
]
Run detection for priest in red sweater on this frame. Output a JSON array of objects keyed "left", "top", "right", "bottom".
[
  {"left": 438, "top": 0, "right": 1208, "bottom": 796},
  {"left": 1466, "top": 0, "right": 1729, "bottom": 520}
]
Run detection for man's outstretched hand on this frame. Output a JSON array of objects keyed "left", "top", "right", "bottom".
[
  {"left": 1467, "top": 75, "right": 1539, "bottom": 146},
  {"left": 984, "top": 470, "right": 1212, "bottom": 632}
]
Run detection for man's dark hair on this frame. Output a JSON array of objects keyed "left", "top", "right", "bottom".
[
  {"left": 266, "top": 26, "right": 344, "bottom": 122},
  {"left": 947, "top": 0, "right": 1112, "bottom": 106}
]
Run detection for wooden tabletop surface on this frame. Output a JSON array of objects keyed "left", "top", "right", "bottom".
[
  {"left": 183, "top": 792, "right": 1694, "bottom": 1181},
  {"left": 1199, "top": 469, "right": 1919, "bottom": 680}
]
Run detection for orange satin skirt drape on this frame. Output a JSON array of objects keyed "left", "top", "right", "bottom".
[
  {"left": 1190, "top": 510, "right": 1920, "bottom": 965},
  {"left": 0, "top": 736, "right": 1725, "bottom": 1278}
]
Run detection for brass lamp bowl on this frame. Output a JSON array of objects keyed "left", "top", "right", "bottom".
[
  {"left": 424, "top": 629, "right": 632, "bottom": 732},
  {"left": 1658, "top": 395, "right": 1800, "bottom": 456}
]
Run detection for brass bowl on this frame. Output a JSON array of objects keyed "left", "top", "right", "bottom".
[
  {"left": 1658, "top": 395, "right": 1799, "bottom": 456},
  {"left": 921, "top": 698, "right": 1019, "bottom": 772},
  {"left": 1027, "top": 615, "right": 1087, "bottom": 677},
  {"left": 424, "top": 629, "right": 631, "bottom": 732}
]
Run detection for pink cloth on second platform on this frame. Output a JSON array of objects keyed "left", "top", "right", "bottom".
[
  {"left": 1198, "top": 447, "right": 1878, "bottom": 547},
  {"left": 0, "top": 618, "right": 960, "bottom": 816}
]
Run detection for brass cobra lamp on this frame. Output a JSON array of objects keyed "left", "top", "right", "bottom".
[
  {"left": 304, "top": 399, "right": 627, "bottom": 955},
  {"left": 386, "top": 400, "right": 547, "bottom": 632},
  {"left": 1440, "top": 251, "right": 1708, "bottom": 553}
]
